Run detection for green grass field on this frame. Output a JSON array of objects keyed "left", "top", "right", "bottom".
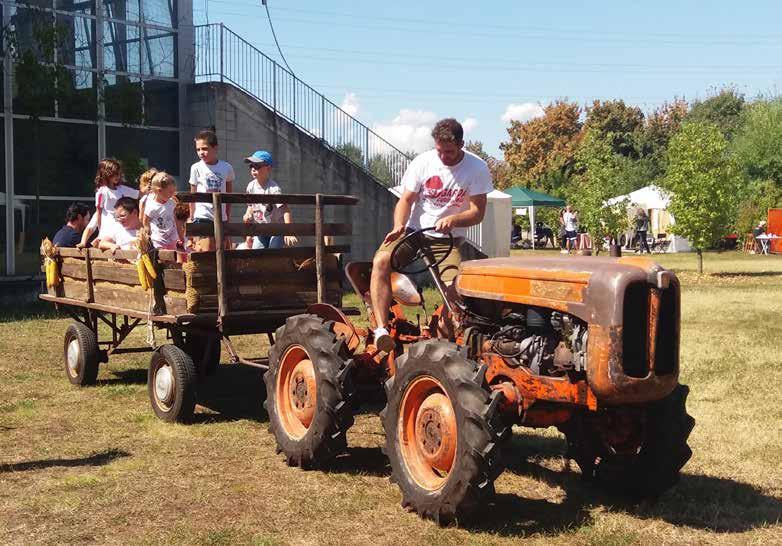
[{"left": 1, "top": 251, "right": 781, "bottom": 545}]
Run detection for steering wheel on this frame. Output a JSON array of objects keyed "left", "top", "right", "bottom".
[{"left": 390, "top": 227, "right": 454, "bottom": 275}]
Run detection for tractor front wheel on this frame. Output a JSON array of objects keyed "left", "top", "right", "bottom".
[
  {"left": 264, "top": 314, "right": 355, "bottom": 468},
  {"left": 561, "top": 383, "right": 695, "bottom": 498},
  {"left": 381, "top": 340, "right": 507, "bottom": 525}
]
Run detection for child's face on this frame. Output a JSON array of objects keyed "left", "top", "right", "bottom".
[
  {"left": 115, "top": 208, "right": 139, "bottom": 229},
  {"left": 108, "top": 174, "right": 121, "bottom": 188},
  {"left": 157, "top": 184, "right": 176, "bottom": 201},
  {"left": 250, "top": 163, "right": 271, "bottom": 183},
  {"left": 195, "top": 139, "right": 218, "bottom": 164}
]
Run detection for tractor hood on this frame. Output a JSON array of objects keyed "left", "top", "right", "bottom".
[{"left": 455, "top": 255, "right": 673, "bottom": 327}]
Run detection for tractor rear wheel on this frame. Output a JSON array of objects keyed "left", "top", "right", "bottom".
[
  {"left": 381, "top": 340, "right": 507, "bottom": 525},
  {"left": 264, "top": 314, "right": 355, "bottom": 468},
  {"left": 561, "top": 383, "right": 695, "bottom": 498}
]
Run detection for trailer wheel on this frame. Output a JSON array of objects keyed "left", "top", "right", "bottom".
[
  {"left": 148, "top": 344, "right": 197, "bottom": 423},
  {"left": 265, "top": 314, "right": 355, "bottom": 468},
  {"left": 561, "top": 383, "right": 695, "bottom": 498},
  {"left": 63, "top": 322, "right": 100, "bottom": 386},
  {"left": 380, "top": 340, "right": 508, "bottom": 525}
]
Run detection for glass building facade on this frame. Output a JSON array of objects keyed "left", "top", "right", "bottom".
[{"left": 1, "top": 0, "right": 192, "bottom": 276}]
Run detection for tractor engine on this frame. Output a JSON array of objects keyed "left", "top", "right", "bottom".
[{"left": 463, "top": 300, "right": 588, "bottom": 378}]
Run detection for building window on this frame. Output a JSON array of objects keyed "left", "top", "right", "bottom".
[{"left": 107, "top": 125, "right": 179, "bottom": 178}]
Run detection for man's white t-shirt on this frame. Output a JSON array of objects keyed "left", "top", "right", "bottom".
[
  {"left": 144, "top": 198, "right": 179, "bottom": 249},
  {"left": 95, "top": 184, "right": 139, "bottom": 238},
  {"left": 107, "top": 224, "right": 139, "bottom": 250},
  {"left": 189, "top": 160, "right": 235, "bottom": 220},
  {"left": 246, "top": 179, "right": 284, "bottom": 223},
  {"left": 401, "top": 150, "right": 493, "bottom": 238},
  {"left": 563, "top": 212, "right": 578, "bottom": 232}
]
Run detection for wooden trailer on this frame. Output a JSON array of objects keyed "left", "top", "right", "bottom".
[{"left": 40, "top": 192, "right": 357, "bottom": 422}]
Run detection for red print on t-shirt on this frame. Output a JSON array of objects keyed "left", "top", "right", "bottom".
[{"left": 424, "top": 176, "right": 443, "bottom": 190}]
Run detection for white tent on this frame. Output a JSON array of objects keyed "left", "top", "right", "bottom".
[{"left": 608, "top": 185, "right": 691, "bottom": 252}]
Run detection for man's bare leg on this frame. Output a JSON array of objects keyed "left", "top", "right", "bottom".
[{"left": 370, "top": 251, "right": 395, "bottom": 351}]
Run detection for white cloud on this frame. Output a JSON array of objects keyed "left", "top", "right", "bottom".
[
  {"left": 373, "top": 109, "right": 438, "bottom": 153},
  {"left": 501, "top": 102, "right": 545, "bottom": 124},
  {"left": 462, "top": 117, "right": 478, "bottom": 134},
  {"left": 340, "top": 92, "right": 360, "bottom": 117}
]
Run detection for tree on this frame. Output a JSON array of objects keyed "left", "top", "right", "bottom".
[
  {"left": 662, "top": 122, "right": 742, "bottom": 274},
  {"left": 465, "top": 140, "right": 511, "bottom": 189},
  {"left": 568, "top": 131, "right": 633, "bottom": 254},
  {"left": 334, "top": 142, "right": 365, "bottom": 166},
  {"left": 732, "top": 97, "right": 782, "bottom": 185},
  {"left": 584, "top": 100, "right": 645, "bottom": 158},
  {"left": 500, "top": 100, "right": 582, "bottom": 194},
  {"left": 635, "top": 99, "right": 689, "bottom": 182},
  {"left": 685, "top": 88, "right": 745, "bottom": 140}
]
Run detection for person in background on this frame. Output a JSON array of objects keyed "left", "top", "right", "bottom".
[
  {"left": 562, "top": 205, "right": 578, "bottom": 253},
  {"left": 240, "top": 150, "right": 298, "bottom": 249},
  {"left": 98, "top": 197, "right": 141, "bottom": 253},
  {"left": 52, "top": 203, "right": 91, "bottom": 247},
  {"left": 753, "top": 220, "right": 767, "bottom": 237},
  {"left": 634, "top": 209, "right": 651, "bottom": 254}
]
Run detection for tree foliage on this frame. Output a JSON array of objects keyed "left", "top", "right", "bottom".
[
  {"left": 662, "top": 122, "right": 742, "bottom": 272},
  {"left": 685, "top": 88, "right": 745, "bottom": 140},
  {"left": 500, "top": 100, "right": 582, "bottom": 193},
  {"left": 568, "top": 131, "right": 633, "bottom": 252},
  {"left": 584, "top": 100, "right": 645, "bottom": 158},
  {"left": 465, "top": 140, "right": 511, "bottom": 189},
  {"left": 731, "top": 98, "right": 782, "bottom": 185}
]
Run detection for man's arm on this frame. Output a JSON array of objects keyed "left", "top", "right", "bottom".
[
  {"left": 435, "top": 194, "right": 488, "bottom": 234},
  {"left": 383, "top": 190, "right": 418, "bottom": 244}
]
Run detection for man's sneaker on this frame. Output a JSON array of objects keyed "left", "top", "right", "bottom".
[{"left": 374, "top": 327, "right": 395, "bottom": 353}]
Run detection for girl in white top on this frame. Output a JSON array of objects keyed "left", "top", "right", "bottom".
[
  {"left": 78, "top": 158, "right": 139, "bottom": 248},
  {"left": 143, "top": 172, "right": 181, "bottom": 251}
]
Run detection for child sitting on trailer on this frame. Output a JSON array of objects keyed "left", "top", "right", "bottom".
[
  {"left": 143, "top": 172, "right": 182, "bottom": 251},
  {"left": 98, "top": 197, "right": 141, "bottom": 253}
]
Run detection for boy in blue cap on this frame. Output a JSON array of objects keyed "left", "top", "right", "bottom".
[{"left": 240, "top": 150, "right": 297, "bottom": 249}]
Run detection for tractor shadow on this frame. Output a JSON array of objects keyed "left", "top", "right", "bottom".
[
  {"left": 490, "top": 431, "right": 782, "bottom": 535},
  {"left": 194, "top": 363, "right": 268, "bottom": 423}
]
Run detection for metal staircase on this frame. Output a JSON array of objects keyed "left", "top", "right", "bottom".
[{"left": 194, "top": 23, "right": 411, "bottom": 188}]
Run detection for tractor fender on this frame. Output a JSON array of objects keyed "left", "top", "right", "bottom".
[{"left": 306, "top": 303, "right": 362, "bottom": 354}]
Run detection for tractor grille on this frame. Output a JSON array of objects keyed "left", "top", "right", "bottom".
[
  {"left": 623, "top": 282, "right": 650, "bottom": 378},
  {"left": 622, "top": 281, "right": 679, "bottom": 378}
]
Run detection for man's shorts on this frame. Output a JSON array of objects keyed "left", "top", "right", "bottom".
[{"left": 375, "top": 229, "right": 463, "bottom": 284}]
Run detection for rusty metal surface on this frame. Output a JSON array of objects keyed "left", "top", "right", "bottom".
[{"left": 483, "top": 353, "right": 597, "bottom": 410}]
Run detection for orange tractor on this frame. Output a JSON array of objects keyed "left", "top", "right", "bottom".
[{"left": 264, "top": 228, "right": 694, "bottom": 524}]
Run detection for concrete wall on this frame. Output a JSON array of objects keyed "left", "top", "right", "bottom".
[{"left": 181, "top": 83, "right": 397, "bottom": 262}]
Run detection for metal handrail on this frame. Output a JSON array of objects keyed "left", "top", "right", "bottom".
[{"left": 194, "top": 23, "right": 411, "bottom": 188}]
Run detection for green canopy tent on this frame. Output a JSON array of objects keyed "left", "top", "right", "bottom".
[{"left": 503, "top": 187, "right": 566, "bottom": 249}]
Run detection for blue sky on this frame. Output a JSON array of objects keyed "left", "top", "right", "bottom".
[{"left": 194, "top": 1, "right": 782, "bottom": 157}]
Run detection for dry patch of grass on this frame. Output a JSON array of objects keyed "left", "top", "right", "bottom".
[{"left": 1, "top": 251, "right": 781, "bottom": 545}]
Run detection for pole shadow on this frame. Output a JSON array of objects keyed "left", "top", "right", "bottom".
[{"left": 0, "top": 448, "right": 129, "bottom": 473}]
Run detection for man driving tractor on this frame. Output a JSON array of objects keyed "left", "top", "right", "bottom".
[{"left": 370, "top": 118, "right": 494, "bottom": 351}]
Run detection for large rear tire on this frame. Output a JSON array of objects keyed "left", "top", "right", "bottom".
[
  {"left": 381, "top": 340, "right": 507, "bottom": 525},
  {"left": 561, "top": 383, "right": 695, "bottom": 497},
  {"left": 148, "top": 345, "right": 197, "bottom": 423},
  {"left": 264, "top": 314, "right": 355, "bottom": 468},
  {"left": 63, "top": 322, "right": 100, "bottom": 386}
]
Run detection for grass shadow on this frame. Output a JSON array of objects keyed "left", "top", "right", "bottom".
[
  {"left": 711, "top": 271, "right": 782, "bottom": 278},
  {"left": 0, "top": 448, "right": 129, "bottom": 473},
  {"left": 196, "top": 364, "right": 267, "bottom": 422},
  {"left": 101, "top": 368, "right": 148, "bottom": 386},
  {"left": 324, "top": 446, "right": 390, "bottom": 477}
]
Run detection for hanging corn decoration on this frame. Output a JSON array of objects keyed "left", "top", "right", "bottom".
[
  {"left": 41, "top": 238, "right": 61, "bottom": 288},
  {"left": 136, "top": 258, "right": 150, "bottom": 290}
]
